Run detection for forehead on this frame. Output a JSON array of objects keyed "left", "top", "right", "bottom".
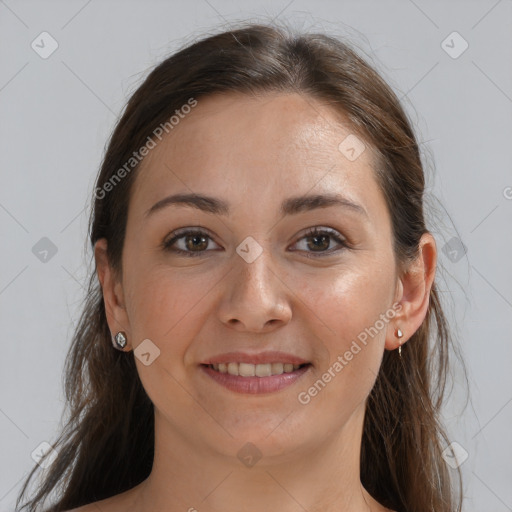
[{"left": 130, "top": 92, "right": 383, "bottom": 218}]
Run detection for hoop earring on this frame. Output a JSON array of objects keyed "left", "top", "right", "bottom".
[
  {"left": 113, "top": 331, "right": 127, "bottom": 350},
  {"left": 396, "top": 328, "right": 404, "bottom": 357}
]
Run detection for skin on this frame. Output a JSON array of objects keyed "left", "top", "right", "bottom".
[{"left": 85, "top": 92, "right": 436, "bottom": 512}]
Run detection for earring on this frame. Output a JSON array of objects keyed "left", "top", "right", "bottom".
[
  {"left": 113, "top": 331, "right": 127, "bottom": 350},
  {"left": 396, "top": 328, "right": 403, "bottom": 357}
]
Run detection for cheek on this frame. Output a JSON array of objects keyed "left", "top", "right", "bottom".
[
  {"left": 123, "top": 268, "right": 211, "bottom": 410},
  {"left": 301, "top": 260, "right": 395, "bottom": 342},
  {"left": 297, "top": 262, "right": 395, "bottom": 403},
  {"left": 123, "top": 262, "right": 221, "bottom": 370}
]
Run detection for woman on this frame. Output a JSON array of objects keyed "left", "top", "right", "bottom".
[{"left": 16, "top": 21, "right": 463, "bottom": 512}]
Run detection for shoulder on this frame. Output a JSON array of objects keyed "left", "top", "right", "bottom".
[
  {"left": 63, "top": 504, "right": 108, "bottom": 512},
  {"left": 63, "top": 503, "right": 114, "bottom": 512},
  {"left": 62, "top": 497, "right": 118, "bottom": 512},
  {"left": 62, "top": 484, "right": 141, "bottom": 512}
]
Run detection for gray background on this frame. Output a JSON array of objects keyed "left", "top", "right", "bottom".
[{"left": 1, "top": 1, "right": 511, "bottom": 511}]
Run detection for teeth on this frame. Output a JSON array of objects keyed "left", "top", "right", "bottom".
[
  {"left": 210, "top": 362, "right": 303, "bottom": 377},
  {"left": 239, "top": 363, "right": 255, "bottom": 377},
  {"left": 271, "top": 363, "right": 284, "bottom": 375}
]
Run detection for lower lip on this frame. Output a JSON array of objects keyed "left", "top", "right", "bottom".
[{"left": 200, "top": 364, "right": 311, "bottom": 394}]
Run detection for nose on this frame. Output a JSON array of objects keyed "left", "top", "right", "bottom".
[{"left": 217, "top": 246, "right": 292, "bottom": 333}]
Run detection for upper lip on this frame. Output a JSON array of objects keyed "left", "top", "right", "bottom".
[{"left": 200, "top": 351, "right": 310, "bottom": 366}]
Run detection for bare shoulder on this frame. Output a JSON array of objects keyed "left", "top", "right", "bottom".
[
  {"left": 63, "top": 506, "right": 97, "bottom": 512},
  {"left": 63, "top": 498, "right": 123, "bottom": 512},
  {"left": 63, "top": 501, "right": 114, "bottom": 512},
  {"left": 62, "top": 485, "right": 141, "bottom": 512},
  {"left": 63, "top": 501, "right": 118, "bottom": 512}
]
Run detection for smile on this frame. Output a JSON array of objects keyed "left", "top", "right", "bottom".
[
  {"left": 208, "top": 362, "right": 305, "bottom": 377},
  {"left": 200, "top": 362, "right": 311, "bottom": 394}
]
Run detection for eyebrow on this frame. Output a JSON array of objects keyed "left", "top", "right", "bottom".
[{"left": 144, "top": 192, "right": 368, "bottom": 218}]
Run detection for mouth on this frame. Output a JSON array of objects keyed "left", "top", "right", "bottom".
[
  {"left": 203, "top": 362, "right": 310, "bottom": 377},
  {"left": 199, "top": 355, "right": 312, "bottom": 394}
]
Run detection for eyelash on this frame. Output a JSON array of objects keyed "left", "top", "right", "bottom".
[{"left": 161, "top": 227, "right": 349, "bottom": 259}]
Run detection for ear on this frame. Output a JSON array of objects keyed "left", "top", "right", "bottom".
[
  {"left": 94, "top": 238, "right": 132, "bottom": 350},
  {"left": 385, "top": 232, "right": 437, "bottom": 351}
]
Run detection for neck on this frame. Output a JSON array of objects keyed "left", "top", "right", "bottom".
[{"left": 130, "top": 403, "right": 386, "bottom": 512}]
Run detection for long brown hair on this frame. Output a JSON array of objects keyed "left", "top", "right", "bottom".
[{"left": 16, "top": 21, "right": 463, "bottom": 512}]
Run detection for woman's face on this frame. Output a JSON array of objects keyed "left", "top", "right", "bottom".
[{"left": 114, "top": 92, "right": 402, "bottom": 460}]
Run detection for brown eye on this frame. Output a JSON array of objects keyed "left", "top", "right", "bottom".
[
  {"left": 292, "top": 227, "right": 348, "bottom": 258},
  {"left": 163, "top": 229, "right": 219, "bottom": 257},
  {"left": 183, "top": 233, "right": 209, "bottom": 251},
  {"left": 306, "top": 233, "right": 330, "bottom": 251},
  {"left": 162, "top": 226, "right": 348, "bottom": 259}
]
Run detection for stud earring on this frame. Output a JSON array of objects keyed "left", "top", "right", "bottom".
[
  {"left": 396, "top": 328, "right": 403, "bottom": 357},
  {"left": 113, "top": 331, "right": 127, "bottom": 350}
]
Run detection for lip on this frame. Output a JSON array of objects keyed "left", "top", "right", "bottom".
[
  {"left": 200, "top": 363, "right": 311, "bottom": 394},
  {"left": 200, "top": 351, "right": 310, "bottom": 366}
]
